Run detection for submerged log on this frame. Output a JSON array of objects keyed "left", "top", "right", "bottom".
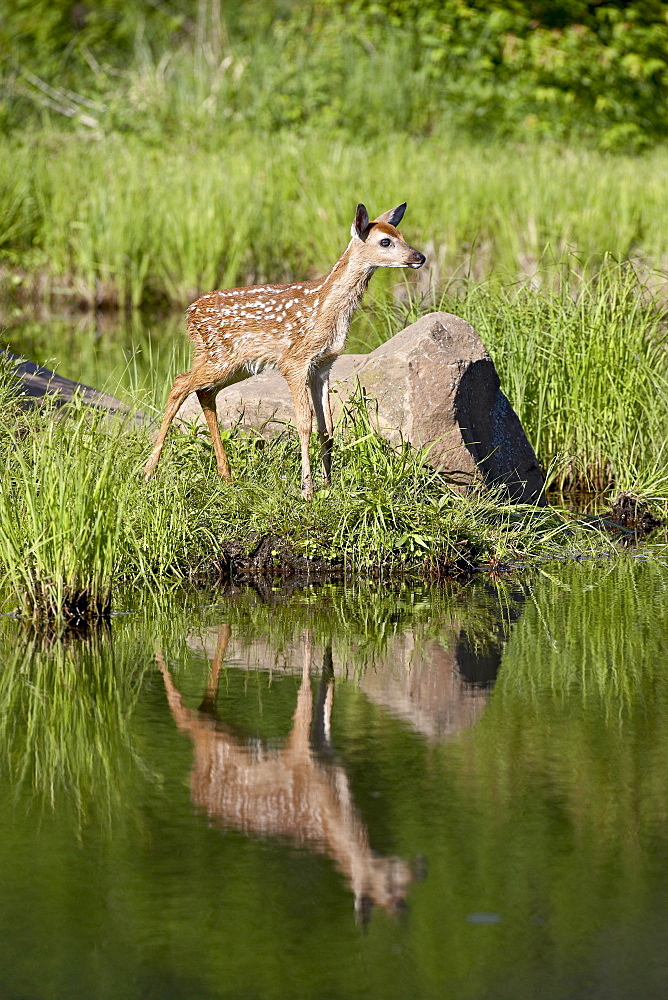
[{"left": 2, "top": 350, "right": 129, "bottom": 413}]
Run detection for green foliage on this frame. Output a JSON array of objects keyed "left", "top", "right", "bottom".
[
  {"left": 0, "top": 0, "right": 188, "bottom": 74},
  {"left": 1, "top": 0, "right": 667, "bottom": 145}
]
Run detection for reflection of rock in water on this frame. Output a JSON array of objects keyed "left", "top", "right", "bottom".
[
  {"left": 455, "top": 634, "right": 502, "bottom": 686},
  {"left": 159, "top": 629, "right": 412, "bottom": 921},
  {"left": 187, "top": 586, "right": 524, "bottom": 742},
  {"left": 354, "top": 634, "right": 492, "bottom": 739}
]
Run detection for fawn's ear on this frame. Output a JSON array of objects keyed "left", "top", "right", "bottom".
[
  {"left": 374, "top": 202, "right": 407, "bottom": 228},
  {"left": 351, "top": 203, "right": 370, "bottom": 238}
]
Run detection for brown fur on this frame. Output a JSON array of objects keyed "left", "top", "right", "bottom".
[{"left": 144, "top": 203, "right": 425, "bottom": 495}]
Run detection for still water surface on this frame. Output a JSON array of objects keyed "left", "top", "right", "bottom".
[{"left": 2, "top": 557, "right": 668, "bottom": 999}]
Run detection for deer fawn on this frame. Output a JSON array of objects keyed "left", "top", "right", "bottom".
[
  {"left": 157, "top": 628, "right": 412, "bottom": 920},
  {"left": 144, "top": 202, "right": 425, "bottom": 496}
]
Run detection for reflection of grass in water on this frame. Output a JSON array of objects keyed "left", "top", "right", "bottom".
[
  {"left": 0, "top": 615, "right": 151, "bottom": 823},
  {"left": 4, "top": 565, "right": 668, "bottom": 997},
  {"left": 381, "top": 559, "right": 668, "bottom": 999},
  {"left": 147, "top": 563, "right": 668, "bottom": 996},
  {"left": 449, "top": 557, "right": 668, "bottom": 867},
  {"left": 0, "top": 577, "right": 514, "bottom": 823},
  {"left": 145, "top": 577, "right": 520, "bottom": 677},
  {"left": 499, "top": 556, "right": 668, "bottom": 703}
]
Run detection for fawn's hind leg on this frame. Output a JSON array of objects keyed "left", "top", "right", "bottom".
[
  {"left": 144, "top": 361, "right": 236, "bottom": 481},
  {"left": 196, "top": 387, "right": 231, "bottom": 479},
  {"left": 144, "top": 371, "right": 195, "bottom": 480}
]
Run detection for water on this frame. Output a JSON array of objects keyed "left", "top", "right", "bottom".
[
  {"left": 2, "top": 557, "right": 668, "bottom": 999},
  {"left": 0, "top": 311, "right": 186, "bottom": 408}
]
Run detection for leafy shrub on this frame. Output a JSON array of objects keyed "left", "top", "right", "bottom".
[{"left": 1, "top": 0, "right": 667, "bottom": 146}]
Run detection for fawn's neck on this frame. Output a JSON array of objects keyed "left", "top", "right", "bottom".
[{"left": 317, "top": 241, "right": 375, "bottom": 344}]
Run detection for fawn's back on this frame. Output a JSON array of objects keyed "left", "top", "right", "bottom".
[{"left": 186, "top": 264, "right": 370, "bottom": 384}]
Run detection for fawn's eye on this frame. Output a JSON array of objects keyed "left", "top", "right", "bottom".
[{"left": 379, "top": 238, "right": 392, "bottom": 248}]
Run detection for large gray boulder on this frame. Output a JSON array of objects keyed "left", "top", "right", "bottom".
[{"left": 177, "top": 312, "right": 544, "bottom": 504}]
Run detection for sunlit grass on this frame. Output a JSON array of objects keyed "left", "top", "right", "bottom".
[
  {"left": 6, "top": 253, "right": 668, "bottom": 501},
  {"left": 362, "top": 261, "right": 668, "bottom": 496},
  {"left": 4, "top": 132, "right": 668, "bottom": 310},
  {"left": 0, "top": 401, "right": 138, "bottom": 621},
  {"left": 0, "top": 358, "right": 609, "bottom": 621}
]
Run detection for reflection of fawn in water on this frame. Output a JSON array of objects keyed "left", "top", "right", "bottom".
[{"left": 158, "top": 627, "right": 412, "bottom": 920}]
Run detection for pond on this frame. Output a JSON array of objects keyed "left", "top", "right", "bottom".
[{"left": 2, "top": 554, "right": 668, "bottom": 999}]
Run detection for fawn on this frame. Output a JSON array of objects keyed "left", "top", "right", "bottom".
[{"left": 144, "top": 202, "right": 425, "bottom": 495}]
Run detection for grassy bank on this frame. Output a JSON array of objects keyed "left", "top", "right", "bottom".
[
  {"left": 3, "top": 257, "right": 668, "bottom": 510},
  {"left": 0, "top": 357, "right": 613, "bottom": 621}
]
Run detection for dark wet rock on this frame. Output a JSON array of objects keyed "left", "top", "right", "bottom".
[
  {"left": 607, "top": 491, "right": 663, "bottom": 538},
  {"left": 177, "top": 312, "right": 545, "bottom": 504},
  {"left": 2, "top": 350, "right": 131, "bottom": 413},
  {"left": 225, "top": 534, "right": 344, "bottom": 585},
  {"left": 201, "top": 534, "right": 478, "bottom": 589}
]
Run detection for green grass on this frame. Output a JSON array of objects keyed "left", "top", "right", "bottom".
[
  {"left": 3, "top": 132, "right": 668, "bottom": 311},
  {"left": 13, "top": 259, "right": 668, "bottom": 499},
  {"left": 0, "top": 390, "right": 137, "bottom": 621},
  {"left": 364, "top": 262, "right": 668, "bottom": 494},
  {"left": 2, "top": 38, "right": 667, "bottom": 618},
  {"left": 3, "top": 129, "right": 668, "bottom": 504},
  {"left": 0, "top": 356, "right": 611, "bottom": 621}
]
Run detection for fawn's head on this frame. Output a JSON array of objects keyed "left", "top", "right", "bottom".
[{"left": 350, "top": 203, "right": 426, "bottom": 271}]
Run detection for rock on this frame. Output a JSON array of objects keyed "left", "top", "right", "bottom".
[
  {"left": 176, "top": 311, "right": 545, "bottom": 503},
  {"left": 607, "top": 491, "right": 663, "bottom": 538}
]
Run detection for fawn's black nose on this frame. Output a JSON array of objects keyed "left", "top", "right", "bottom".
[{"left": 410, "top": 253, "right": 426, "bottom": 269}]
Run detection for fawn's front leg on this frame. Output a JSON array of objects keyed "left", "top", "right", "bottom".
[
  {"left": 310, "top": 362, "right": 334, "bottom": 487},
  {"left": 196, "top": 388, "right": 231, "bottom": 480}
]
